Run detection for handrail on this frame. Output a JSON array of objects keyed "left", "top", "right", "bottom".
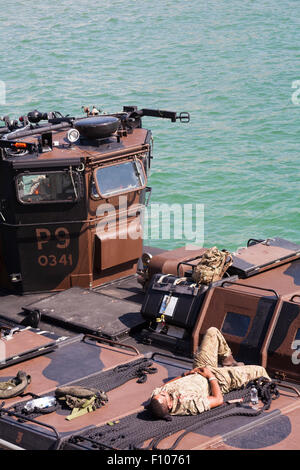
[
  {"left": 290, "top": 295, "right": 300, "bottom": 304},
  {"left": 69, "top": 434, "right": 119, "bottom": 450},
  {"left": 0, "top": 437, "right": 25, "bottom": 450},
  {"left": 0, "top": 403, "right": 61, "bottom": 442},
  {"left": 247, "top": 238, "right": 264, "bottom": 247},
  {"left": 83, "top": 333, "right": 140, "bottom": 356},
  {"left": 176, "top": 255, "right": 203, "bottom": 276},
  {"left": 151, "top": 351, "right": 193, "bottom": 366},
  {"left": 274, "top": 381, "right": 300, "bottom": 397},
  {"left": 260, "top": 296, "right": 283, "bottom": 368},
  {"left": 221, "top": 281, "right": 279, "bottom": 299}
]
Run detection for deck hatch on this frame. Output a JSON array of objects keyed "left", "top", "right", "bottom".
[
  {"left": 23, "top": 286, "right": 146, "bottom": 340},
  {"left": 228, "top": 237, "right": 300, "bottom": 278}
]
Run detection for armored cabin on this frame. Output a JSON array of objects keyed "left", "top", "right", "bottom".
[{"left": 0, "top": 107, "right": 187, "bottom": 293}]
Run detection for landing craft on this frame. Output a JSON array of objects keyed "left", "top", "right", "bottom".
[{"left": 0, "top": 105, "right": 299, "bottom": 452}]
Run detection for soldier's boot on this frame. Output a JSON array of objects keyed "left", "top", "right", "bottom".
[{"left": 221, "top": 354, "right": 244, "bottom": 367}]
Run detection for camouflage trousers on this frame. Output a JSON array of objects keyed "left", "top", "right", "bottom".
[{"left": 193, "top": 327, "right": 270, "bottom": 394}]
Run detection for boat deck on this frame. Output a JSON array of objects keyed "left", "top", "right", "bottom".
[{"left": 0, "top": 274, "right": 299, "bottom": 451}]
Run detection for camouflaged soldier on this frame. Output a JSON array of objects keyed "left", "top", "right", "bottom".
[{"left": 149, "top": 327, "right": 270, "bottom": 419}]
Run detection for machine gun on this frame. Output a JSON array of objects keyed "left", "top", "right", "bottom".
[{"left": 0, "top": 106, "right": 190, "bottom": 154}]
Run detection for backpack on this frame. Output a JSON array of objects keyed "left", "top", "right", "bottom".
[{"left": 191, "top": 246, "right": 233, "bottom": 285}]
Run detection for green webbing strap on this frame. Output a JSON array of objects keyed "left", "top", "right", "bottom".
[
  {"left": 66, "top": 396, "right": 98, "bottom": 421},
  {"left": 55, "top": 386, "right": 108, "bottom": 420}
]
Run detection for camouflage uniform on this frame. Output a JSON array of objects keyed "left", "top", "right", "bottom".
[
  {"left": 193, "top": 327, "right": 270, "bottom": 394},
  {"left": 151, "top": 327, "right": 270, "bottom": 416},
  {"left": 151, "top": 373, "right": 211, "bottom": 416}
]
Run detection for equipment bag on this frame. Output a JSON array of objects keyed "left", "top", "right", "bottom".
[
  {"left": 141, "top": 274, "right": 208, "bottom": 329},
  {"left": 0, "top": 371, "right": 31, "bottom": 399},
  {"left": 55, "top": 386, "right": 108, "bottom": 420},
  {"left": 192, "top": 246, "right": 233, "bottom": 285}
]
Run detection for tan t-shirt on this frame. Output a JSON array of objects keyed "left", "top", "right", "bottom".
[{"left": 151, "top": 373, "right": 211, "bottom": 415}]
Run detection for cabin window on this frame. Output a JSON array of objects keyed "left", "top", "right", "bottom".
[
  {"left": 93, "top": 160, "right": 146, "bottom": 198},
  {"left": 16, "top": 170, "right": 80, "bottom": 204},
  {"left": 221, "top": 312, "right": 251, "bottom": 337}
]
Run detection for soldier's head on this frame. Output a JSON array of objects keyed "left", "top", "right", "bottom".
[{"left": 149, "top": 391, "right": 172, "bottom": 421}]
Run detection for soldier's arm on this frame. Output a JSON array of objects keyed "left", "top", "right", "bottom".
[
  {"left": 207, "top": 376, "right": 224, "bottom": 408},
  {"left": 185, "top": 366, "right": 224, "bottom": 408}
]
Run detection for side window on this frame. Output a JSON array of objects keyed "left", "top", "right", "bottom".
[
  {"left": 221, "top": 312, "right": 251, "bottom": 337},
  {"left": 93, "top": 160, "right": 146, "bottom": 198},
  {"left": 16, "top": 171, "right": 81, "bottom": 204}
]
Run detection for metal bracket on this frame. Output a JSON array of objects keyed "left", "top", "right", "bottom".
[
  {"left": 1, "top": 326, "right": 21, "bottom": 341},
  {"left": 145, "top": 186, "right": 152, "bottom": 207},
  {"left": 10, "top": 273, "right": 22, "bottom": 283}
]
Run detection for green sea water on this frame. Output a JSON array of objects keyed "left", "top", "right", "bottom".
[{"left": 1, "top": 0, "right": 299, "bottom": 251}]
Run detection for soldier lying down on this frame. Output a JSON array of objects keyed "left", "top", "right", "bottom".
[{"left": 149, "top": 327, "right": 271, "bottom": 420}]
